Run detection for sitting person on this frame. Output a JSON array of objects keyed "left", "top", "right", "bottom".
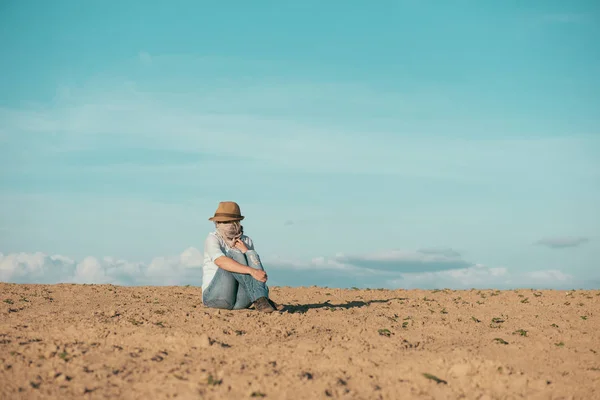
[{"left": 201, "top": 201, "right": 276, "bottom": 313}]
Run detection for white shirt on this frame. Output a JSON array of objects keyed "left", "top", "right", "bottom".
[{"left": 202, "top": 231, "right": 255, "bottom": 291}]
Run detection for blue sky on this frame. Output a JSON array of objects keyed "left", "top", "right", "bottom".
[{"left": 1, "top": 1, "right": 599, "bottom": 289}]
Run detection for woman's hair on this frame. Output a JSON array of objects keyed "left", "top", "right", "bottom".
[{"left": 215, "top": 221, "right": 243, "bottom": 248}]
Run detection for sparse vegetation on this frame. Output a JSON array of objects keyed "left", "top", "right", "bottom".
[
  {"left": 471, "top": 316, "right": 481, "bottom": 323},
  {"left": 207, "top": 374, "right": 222, "bottom": 385},
  {"left": 513, "top": 329, "right": 528, "bottom": 337},
  {"left": 555, "top": 342, "right": 565, "bottom": 347},
  {"left": 3, "top": 299, "right": 14, "bottom": 304},
  {"left": 422, "top": 373, "right": 447, "bottom": 384},
  {"left": 378, "top": 328, "right": 392, "bottom": 337},
  {"left": 493, "top": 338, "right": 509, "bottom": 345}
]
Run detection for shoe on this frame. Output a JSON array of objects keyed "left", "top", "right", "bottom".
[{"left": 254, "top": 297, "right": 276, "bottom": 313}]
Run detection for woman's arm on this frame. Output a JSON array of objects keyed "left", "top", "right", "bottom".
[
  {"left": 214, "top": 256, "right": 253, "bottom": 274},
  {"left": 205, "top": 233, "right": 252, "bottom": 274},
  {"left": 205, "top": 234, "right": 267, "bottom": 281}
]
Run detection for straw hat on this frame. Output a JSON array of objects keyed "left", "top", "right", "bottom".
[{"left": 208, "top": 201, "right": 245, "bottom": 222}]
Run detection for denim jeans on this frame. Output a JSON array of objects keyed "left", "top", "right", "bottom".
[{"left": 202, "top": 249, "right": 269, "bottom": 310}]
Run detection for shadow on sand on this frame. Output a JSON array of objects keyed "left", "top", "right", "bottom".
[{"left": 280, "top": 298, "right": 408, "bottom": 314}]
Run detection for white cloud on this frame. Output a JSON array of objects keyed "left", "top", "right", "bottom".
[
  {"left": 334, "top": 248, "right": 471, "bottom": 272},
  {"left": 389, "top": 265, "right": 577, "bottom": 290},
  {"left": 0, "top": 248, "right": 594, "bottom": 290},
  {"left": 0, "top": 248, "right": 203, "bottom": 286},
  {"left": 535, "top": 236, "right": 589, "bottom": 249}
]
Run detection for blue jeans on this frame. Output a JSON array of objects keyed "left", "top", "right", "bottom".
[{"left": 202, "top": 249, "right": 269, "bottom": 310}]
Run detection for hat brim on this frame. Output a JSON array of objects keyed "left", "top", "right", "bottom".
[{"left": 209, "top": 216, "right": 244, "bottom": 222}]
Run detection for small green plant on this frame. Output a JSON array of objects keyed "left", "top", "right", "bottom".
[
  {"left": 351, "top": 287, "right": 359, "bottom": 290},
  {"left": 491, "top": 317, "right": 505, "bottom": 324},
  {"left": 493, "top": 338, "right": 509, "bottom": 345},
  {"left": 440, "top": 308, "right": 448, "bottom": 314},
  {"left": 520, "top": 297, "right": 530, "bottom": 304},
  {"left": 3, "top": 299, "right": 13, "bottom": 305},
  {"left": 513, "top": 329, "right": 528, "bottom": 337},
  {"left": 471, "top": 316, "right": 481, "bottom": 323},
  {"left": 58, "top": 351, "right": 69, "bottom": 361},
  {"left": 19, "top": 297, "right": 29, "bottom": 302},
  {"left": 128, "top": 318, "right": 143, "bottom": 326},
  {"left": 555, "top": 341, "right": 565, "bottom": 347},
  {"left": 378, "top": 328, "right": 392, "bottom": 337},
  {"left": 154, "top": 310, "right": 165, "bottom": 315},
  {"left": 422, "top": 373, "right": 447, "bottom": 384},
  {"left": 251, "top": 392, "right": 266, "bottom": 398},
  {"left": 402, "top": 322, "right": 409, "bottom": 328},
  {"left": 580, "top": 316, "right": 588, "bottom": 320},
  {"left": 533, "top": 292, "right": 542, "bottom": 297},
  {"left": 476, "top": 301, "right": 484, "bottom": 305},
  {"left": 551, "top": 323, "right": 559, "bottom": 328},
  {"left": 207, "top": 374, "right": 222, "bottom": 385},
  {"left": 155, "top": 321, "right": 165, "bottom": 328}
]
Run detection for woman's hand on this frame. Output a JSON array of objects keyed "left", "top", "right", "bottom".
[
  {"left": 249, "top": 269, "right": 268, "bottom": 283},
  {"left": 234, "top": 239, "right": 249, "bottom": 253}
]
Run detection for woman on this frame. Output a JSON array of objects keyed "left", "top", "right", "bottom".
[{"left": 202, "top": 201, "right": 276, "bottom": 312}]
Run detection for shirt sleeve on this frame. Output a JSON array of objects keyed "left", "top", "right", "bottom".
[{"left": 204, "top": 234, "right": 225, "bottom": 262}]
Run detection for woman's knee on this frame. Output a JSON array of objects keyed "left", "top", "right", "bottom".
[{"left": 227, "top": 249, "right": 248, "bottom": 265}]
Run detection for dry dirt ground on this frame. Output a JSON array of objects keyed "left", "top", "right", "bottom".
[{"left": 0, "top": 283, "right": 598, "bottom": 400}]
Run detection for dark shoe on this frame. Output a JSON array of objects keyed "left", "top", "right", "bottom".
[{"left": 254, "top": 297, "right": 275, "bottom": 313}]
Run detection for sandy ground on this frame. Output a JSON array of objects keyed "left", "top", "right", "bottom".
[{"left": 0, "top": 284, "right": 598, "bottom": 400}]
